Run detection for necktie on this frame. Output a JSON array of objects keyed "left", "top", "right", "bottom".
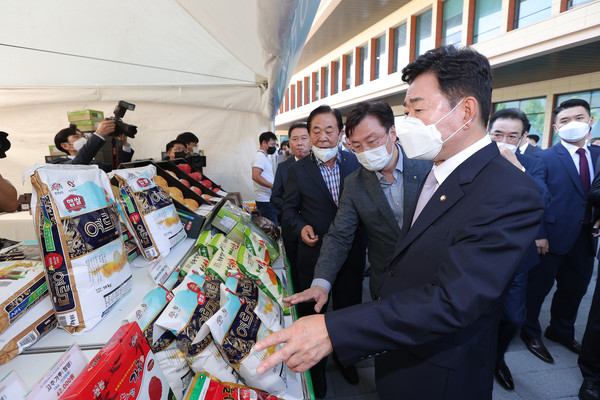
[
  {"left": 411, "top": 170, "right": 438, "bottom": 226},
  {"left": 576, "top": 148, "right": 592, "bottom": 224}
]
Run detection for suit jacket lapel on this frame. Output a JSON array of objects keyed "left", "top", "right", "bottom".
[
  {"left": 556, "top": 143, "right": 585, "bottom": 197},
  {"left": 362, "top": 169, "right": 400, "bottom": 234},
  {"left": 402, "top": 155, "right": 425, "bottom": 225},
  {"left": 303, "top": 154, "right": 338, "bottom": 208}
]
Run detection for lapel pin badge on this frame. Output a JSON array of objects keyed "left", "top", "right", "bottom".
[
  {"left": 440, "top": 195, "right": 447, "bottom": 202},
  {"left": 413, "top": 175, "right": 417, "bottom": 179}
]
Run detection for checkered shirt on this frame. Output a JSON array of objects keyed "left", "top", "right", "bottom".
[{"left": 315, "top": 153, "right": 341, "bottom": 205}]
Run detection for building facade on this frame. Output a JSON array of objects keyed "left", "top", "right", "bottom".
[{"left": 275, "top": 0, "right": 600, "bottom": 147}]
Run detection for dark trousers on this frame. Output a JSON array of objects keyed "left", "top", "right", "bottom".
[
  {"left": 497, "top": 269, "right": 528, "bottom": 363},
  {"left": 523, "top": 227, "right": 595, "bottom": 340},
  {"left": 255, "top": 201, "right": 278, "bottom": 225},
  {"left": 579, "top": 267, "right": 600, "bottom": 382}
]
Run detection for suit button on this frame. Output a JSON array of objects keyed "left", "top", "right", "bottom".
[
  {"left": 387, "top": 269, "right": 395, "bottom": 277},
  {"left": 580, "top": 220, "right": 584, "bottom": 225}
]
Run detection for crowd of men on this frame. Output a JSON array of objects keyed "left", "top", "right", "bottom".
[{"left": 250, "top": 46, "right": 600, "bottom": 400}]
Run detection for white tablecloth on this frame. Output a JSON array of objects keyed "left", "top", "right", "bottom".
[{"left": 0, "top": 211, "right": 36, "bottom": 242}]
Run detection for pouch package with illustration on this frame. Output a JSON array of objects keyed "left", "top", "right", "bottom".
[
  {"left": 202, "top": 285, "right": 286, "bottom": 394},
  {"left": 111, "top": 165, "right": 187, "bottom": 261},
  {"left": 29, "top": 164, "right": 133, "bottom": 333},
  {"left": 205, "top": 249, "right": 239, "bottom": 283},
  {"left": 183, "top": 373, "right": 283, "bottom": 400},
  {"left": 155, "top": 344, "right": 194, "bottom": 400}
]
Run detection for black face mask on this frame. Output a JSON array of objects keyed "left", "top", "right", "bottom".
[
  {"left": 174, "top": 151, "right": 187, "bottom": 159},
  {"left": 267, "top": 146, "right": 276, "bottom": 155}
]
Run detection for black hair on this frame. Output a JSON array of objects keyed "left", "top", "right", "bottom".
[
  {"left": 176, "top": 132, "right": 199, "bottom": 145},
  {"left": 307, "top": 105, "right": 343, "bottom": 132},
  {"left": 166, "top": 139, "right": 186, "bottom": 153},
  {"left": 528, "top": 134, "right": 540, "bottom": 143},
  {"left": 288, "top": 121, "right": 308, "bottom": 137},
  {"left": 54, "top": 124, "right": 79, "bottom": 154},
  {"left": 280, "top": 140, "right": 289, "bottom": 148},
  {"left": 345, "top": 101, "right": 395, "bottom": 138},
  {"left": 401, "top": 45, "right": 493, "bottom": 127},
  {"left": 259, "top": 131, "right": 277, "bottom": 145},
  {"left": 553, "top": 98, "right": 591, "bottom": 122},
  {"left": 488, "top": 108, "right": 531, "bottom": 136}
]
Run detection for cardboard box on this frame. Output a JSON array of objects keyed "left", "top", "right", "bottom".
[
  {"left": 60, "top": 322, "right": 176, "bottom": 400},
  {"left": 48, "top": 145, "right": 64, "bottom": 156},
  {"left": 67, "top": 109, "right": 104, "bottom": 122},
  {"left": 72, "top": 120, "right": 99, "bottom": 132}
]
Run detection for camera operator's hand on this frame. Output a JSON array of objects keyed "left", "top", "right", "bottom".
[{"left": 95, "top": 120, "right": 116, "bottom": 138}]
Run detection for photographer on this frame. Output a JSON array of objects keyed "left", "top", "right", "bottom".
[
  {"left": 52, "top": 120, "right": 134, "bottom": 172},
  {"left": 0, "top": 131, "right": 18, "bottom": 213}
]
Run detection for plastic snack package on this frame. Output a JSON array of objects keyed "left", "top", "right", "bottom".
[
  {"left": 202, "top": 287, "right": 286, "bottom": 394},
  {"left": 155, "top": 343, "right": 195, "bottom": 400},
  {"left": 183, "top": 373, "right": 283, "bottom": 400},
  {"left": 111, "top": 165, "right": 187, "bottom": 261},
  {"left": 205, "top": 249, "right": 239, "bottom": 283},
  {"left": 29, "top": 164, "right": 133, "bottom": 333},
  {"left": 60, "top": 322, "right": 177, "bottom": 400},
  {"left": 236, "top": 247, "right": 288, "bottom": 315}
]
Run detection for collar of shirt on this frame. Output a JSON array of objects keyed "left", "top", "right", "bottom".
[
  {"left": 432, "top": 135, "right": 492, "bottom": 188},
  {"left": 561, "top": 139, "right": 590, "bottom": 158},
  {"left": 375, "top": 143, "right": 404, "bottom": 183},
  {"left": 519, "top": 142, "right": 529, "bottom": 154},
  {"left": 313, "top": 149, "right": 341, "bottom": 167}
]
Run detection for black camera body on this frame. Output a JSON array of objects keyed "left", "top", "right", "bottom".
[
  {"left": 0, "top": 131, "right": 10, "bottom": 159},
  {"left": 109, "top": 100, "right": 137, "bottom": 138}
]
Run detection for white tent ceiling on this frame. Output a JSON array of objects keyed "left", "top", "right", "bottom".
[{"left": 0, "top": 0, "right": 319, "bottom": 200}]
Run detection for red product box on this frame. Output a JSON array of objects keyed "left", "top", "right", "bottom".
[{"left": 60, "top": 322, "right": 175, "bottom": 400}]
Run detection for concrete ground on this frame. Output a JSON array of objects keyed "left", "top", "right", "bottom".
[{"left": 320, "top": 264, "right": 598, "bottom": 400}]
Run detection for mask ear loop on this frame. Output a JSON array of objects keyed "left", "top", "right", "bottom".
[{"left": 434, "top": 98, "right": 466, "bottom": 126}]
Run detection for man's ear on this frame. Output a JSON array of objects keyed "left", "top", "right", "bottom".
[
  {"left": 60, "top": 142, "right": 69, "bottom": 151},
  {"left": 462, "top": 97, "right": 478, "bottom": 124}
]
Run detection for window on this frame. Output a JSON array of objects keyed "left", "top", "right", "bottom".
[
  {"left": 297, "top": 80, "right": 303, "bottom": 107},
  {"left": 416, "top": 9, "right": 433, "bottom": 56},
  {"left": 392, "top": 24, "right": 408, "bottom": 73},
  {"left": 553, "top": 90, "right": 600, "bottom": 144},
  {"left": 314, "top": 72, "right": 320, "bottom": 101},
  {"left": 442, "top": 0, "right": 463, "bottom": 46},
  {"left": 514, "top": 0, "right": 551, "bottom": 28},
  {"left": 495, "top": 97, "right": 547, "bottom": 144},
  {"left": 345, "top": 52, "right": 354, "bottom": 90},
  {"left": 374, "top": 35, "right": 386, "bottom": 80},
  {"left": 358, "top": 45, "right": 368, "bottom": 85},
  {"left": 323, "top": 66, "right": 330, "bottom": 98},
  {"left": 333, "top": 60, "right": 340, "bottom": 95},
  {"left": 305, "top": 76, "right": 311, "bottom": 104},
  {"left": 290, "top": 85, "right": 295, "bottom": 109},
  {"left": 567, "top": 0, "right": 595, "bottom": 9},
  {"left": 473, "top": 0, "right": 502, "bottom": 43}
]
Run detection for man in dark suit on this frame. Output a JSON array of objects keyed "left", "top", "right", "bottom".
[
  {"left": 284, "top": 101, "right": 431, "bottom": 309},
  {"left": 488, "top": 108, "right": 550, "bottom": 391},
  {"left": 256, "top": 46, "right": 544, "bottom": 400},
  {"left": 281, "top": 105, "right": 366, "bottom": 397},
  {"left": 270, "top": 121, "right": 310, "bottom": 288},
  {"left": 52, "top": 120, "right": 134, "bottom": 172},
  {"left": 522, "top": 98, "right": 600, "bottom": 365},
  {"left": 579, "top": 167, "right": 600, "bottom": 400},
  {"left": 519, "top": 134, "right": 542, "bottom": 155}
]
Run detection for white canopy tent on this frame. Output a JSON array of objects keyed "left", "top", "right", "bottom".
[{"left": 0, "top": 0, "right": 318, "bottom": 200}]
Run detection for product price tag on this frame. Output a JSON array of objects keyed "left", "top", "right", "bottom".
[
  {"left": 148, "top": 256, "right": 176, "bottom": 286},
  {"left": 26, "top": 344, "right": 87, "bottom": 400}
]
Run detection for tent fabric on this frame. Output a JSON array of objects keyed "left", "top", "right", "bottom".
[{"left": 0, "top": 0, "right": 319, "bottom": 201}]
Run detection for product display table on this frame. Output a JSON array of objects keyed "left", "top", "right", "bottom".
[
  {"left": 0, "top": 211, "right": 37, "bottom": 242},
  {"left": 0, "top": 238, "right": 310, "bottom": 399}
]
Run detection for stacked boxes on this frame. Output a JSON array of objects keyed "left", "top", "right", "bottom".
[{"left": 67, "top": 109, "right": 104, "bottom": 132}]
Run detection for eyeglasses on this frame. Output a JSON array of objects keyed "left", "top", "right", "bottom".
[
  {"left": 351, "top": 132, "right": 388, "bottom": 153},
  {"left": 489, "top": 133, "right": 522, "bottom": 143}
]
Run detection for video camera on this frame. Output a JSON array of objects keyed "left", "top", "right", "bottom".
[
  {"left": 109, "top": 100, "right": 137, "bottom": 138},
  {"left": 0, "top": 131, "right": 10, "bottom": 159}
]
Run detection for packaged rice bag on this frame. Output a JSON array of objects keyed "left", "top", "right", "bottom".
[
  {"left": 0, "top": 296, "right": 57, "bottom": 365},
  {"left": 202, "top": 286, "right": 286, "bottom": 394},
  {"left": 223, "top": 271, "right": 259, "bottom": 308},
  {"left": 155, "top": 344, "right": 194, "bottom": 400},
  {"left": 60, "top": 322, "right": 177, "bottom": 400},
  {"left": 123, "top": 285, "right": 177, "bottom": 353},
  {"left": 0, "top": 259, "right": 48, "bottom": 334},
  {"left": 183, "top": 373, "right": 283, "bottom": 400},
  {"left": 236, "top": 247, "right": 288, "bottom": 315},
  {"left": 207, "top": 234, "right": 239, "bottom": 257},
  {"left": 206, "top": 249, "right": 239, "bottom": 283},
  {"left": 111, "top": 165, "right": 187, "bottom": 261},
  {"left": 196, "top": 231, "right": 214, "bottom": 260},
  {"left": 155, "top": 272, "right": 238, "bottom": 384},
  {"left": 179, "top": 252, "right": 210, "bottom": 280},
  {"left": 29, "top": 164, "right": 133, "bottom": 334}
]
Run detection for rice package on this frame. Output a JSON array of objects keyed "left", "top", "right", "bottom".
[
  {"left": 207, "top": 234, "right": 239, "bottom": 258},
  {"left": 30, "top": 164, "right": 133, "bottom": 333},
  {"left": 0, "top": 259, "right": 48, "bottom": 334},
  {"left": 155, "top": 272, "right": 238, "bottom": 384},
  {"left": 179, "top": 252, "right": 210, "bottom": 280},
  {"left": 236, "top": 247, "right": 288, "bottom": 315},
  {"left": 202, "top": 286, "right": 286, "bottom": 394},
  {"left": 124, "top": 285, "right": 177, "bottom": 353},
  {"left": 196, "top": 231, "right": 214, "bottom": 260},
  {"left": 0, "top": 296, "right": 57, "bottom": 365},
  {"left": 206, "top": 249, "right": 239, "bottom": 283},
  {"left": 112, "top": 165, "right": 187, "bottom": 261},
  {"left": 155, "top": 345, "right": 194, "bottom": 400},
  {"left": 223, "top": 271, "right": 259, "bottom": 308},
  {"left": 60, "top": 322, "right": 176, "bottom": 400},
  {"left": 183, "top": 373, "right": 283, "bottom": 400}
]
